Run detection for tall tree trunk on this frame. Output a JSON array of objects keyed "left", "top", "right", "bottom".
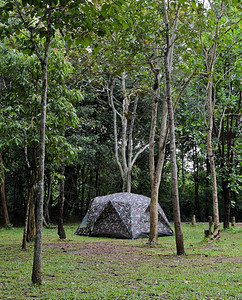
[
  {"left": 32, "top": 0, "right": 53, "bottom": 284},
  {"left": 32, "top": 62, "right": 47, "bottom": 284},
  {"left": 165, "top": 59, "right": 185, "bottom": 255},
  {"left": 220, "top": 118, "right": 231, "bottom": 229},
  {"left": 163, "top": 0, "right": 185, "bottom": 255},
  {"left": 0, "top": 153, "right": 11, "bottom": 226},
  {"left": 203, "top": 0, "right": 223, "bottom": 239},
  {"left": 205, "top": 155, "right": 210, "bottom": 218},
  {"left": 148, "top": 62, "right": 163, "bottom": 244},
  {"left": 165, "top": 55, "right": 185, "bottom": 256},
  {"left": 193, "top": 140, "right": 200, "bottom": 221},
  {"left": 149, "top": 182, "right": 159, "bottom": 243},
  {"left": 149, "top": 92, "right": 159, "bottom": 244},
  {"left": 207, "top": 74, "right": 220, "bottom": 238},
  {"left": 57, "top": 161, "right": 66, "bottom": 239},
  {"left": 23, "top": 137, "right": 37, "bottom": 246},
  {"left": 27, "top": 183, "right": 36, "bottom": 242},
  {"left": 22, "top": 169, "right": 37, "bottom": 250}
]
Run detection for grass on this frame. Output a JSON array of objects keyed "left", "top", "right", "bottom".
[{"left": 0, "top": 223, "right": 241, "bottom": 299}]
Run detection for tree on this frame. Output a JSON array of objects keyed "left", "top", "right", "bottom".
[
  {"left": 57, "top": 161, "right": 66, "bottom": 239},
  {"left": 204, "top": 3, "right": 220, "bottom": 239},
  {"left": 162, "top": 0, "right": 185, "bottom": 255},
  {"left": 1, "top": 0, "right": 112, "bottom": 283},
  {"left": 197, "top": 0, "right": 241, "bottom": 236},
  {"left": 123, "top": 0, "right": 192, "bottom": 248},
  {"left": 106, "top": 74, "right": 149, "bottom": 192},
  {"left": 2, "top": 0, "right": 67, "bottom": 284},
  {"left": 213, "top": 17, "right": 241, "bottom": 228}
]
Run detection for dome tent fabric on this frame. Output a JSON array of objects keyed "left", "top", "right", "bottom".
[{"left": 75, "top": 192, "right": 173, "bottom": 239}]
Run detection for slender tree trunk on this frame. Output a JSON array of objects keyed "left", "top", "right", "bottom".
[
  {"left": 165, "top": 57, "right": 185, "bottom": 255},
  {"left": 149, "top": 182, "right": 159, "bottom": 243},
  {"left": 163, "top": 0, "right": 185, "bottom": 255},
  {"left": 32, "top": 64, "right": 47, "bottom": 284},
  {"left": 205, "top": 155, "right": 210, "bottom": 218},
  {"left": 193, "top": 140, "right": 200, "bottom": 221},
  {"left": 121, "top": 73, "right": 129, "bottom": 192},
  {"left": 32, "top": 1, "right": 52, "bottom": 284},
  {"left": 149, "top": 85, "right": 168, "bottom": 244},
  {"left": 22, "top": 188, "right": 31, "bottom": 250},
  {"left": 203, "top": 0, "right": 223, "bottom": 239},
  {"left": 57, "top": 161, "right": 66, "bottom": 239},
  {"left": 207, "top": 74, "right": 220, "bottom": 238},
  {"left": 27, "top": 185, "right": 36, "bottom": 242},
  {"left": 149, "top": 65, "right": 161, "bottom": 244},
  {"left": 127, "top": 170, "right": 132, "bottom": 193},
  {"left": 0, "top": 153, "right": 11, "bottom": 226},
  {"left": 22, "top": 170, "right": 36, "bottom": 249}
]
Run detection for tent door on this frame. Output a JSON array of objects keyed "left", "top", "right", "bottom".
[{"left": 91, "top": 202, "right": 131, "bottom": 238}]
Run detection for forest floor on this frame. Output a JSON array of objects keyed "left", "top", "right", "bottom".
[{"left": 0, "top": 223, "right": 241, "bottom": 299}]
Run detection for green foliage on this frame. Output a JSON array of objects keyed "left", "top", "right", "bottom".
[{"left": 0, "top": 0, "right": 241, "bottom": 224}]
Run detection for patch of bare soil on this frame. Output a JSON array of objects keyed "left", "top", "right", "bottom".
[
  {"left": 45, "top": 240, "right": 148, "bottom": 259},
  {"left": 44, "top": 240, "right": 242, "bottom": 266}
]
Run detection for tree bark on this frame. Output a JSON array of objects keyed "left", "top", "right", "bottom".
[
  {"left": 22, "top": 169, "right": 37, "bottom": 250},
  {"left": 149, "top": 182, "right": 159, "bottom": 243},
  {"left": 22, "top": 137, "right": 37, "bottom": 248},
  {"left": 32, "top": 60, "right": 47, "bottom": 284},
  {"left": 207, "top": 75, "right": 220, "bottom": 238},
  {"left": 0, "top": 153, "right": 11, "bottom": 226},
  {"left": 44, "top": 173, "right": 52, "bottom": 224},
  {"left": 32, "top": 0, "right": 53, "bottom": 284},
  {"left": 148, "top": 63, "right": 163, "bottom": 244},
  {"left": 162, "top": 0, "right": 185, "bottom": 255},
  {"left": 205, "top": 155, "right": 210, "bottom": 218},
  {"left": 57, "top": 161, "right": 66, "bottom": 239},
  {"left": 203, "top": 0, "right": 223, "bottom": 239},
  {"left": 193, "top": 139, "right": 200, "bottom": 221}
]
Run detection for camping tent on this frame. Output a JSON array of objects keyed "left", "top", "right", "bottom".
[{"left": 75, "top": 192, "right": 173, "bottom": 239}]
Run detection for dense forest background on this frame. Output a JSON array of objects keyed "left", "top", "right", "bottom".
[{"left": 0, "top": 0, "right": 241, "bottom": 230}]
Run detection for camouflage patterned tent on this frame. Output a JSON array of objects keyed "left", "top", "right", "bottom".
[{"left": 75, "top": 192, "right": 173, "bottom": 239}]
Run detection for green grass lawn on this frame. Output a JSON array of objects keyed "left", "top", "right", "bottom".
[{"left": 0, "top": 223, "right": 241, "bottom": 299}]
